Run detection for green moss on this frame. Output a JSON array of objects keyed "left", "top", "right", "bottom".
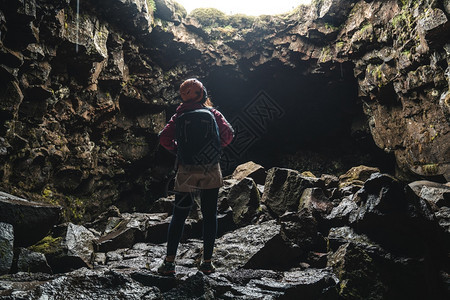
[
  {"left": 189, "top": 8, "right": 227, "bottom": 28},
  {"left": 422, "top": 164, "right": 439, "bottom": 175},
  {"left": 29, "top": 236, "right": 63, "bottom": 255},
  {"left": 146, "top": 0, "right": 156, "bottom": 13}
]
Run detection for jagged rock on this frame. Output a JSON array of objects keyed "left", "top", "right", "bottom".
[
  {"left": 435, "top": 206, "right": 450, "bottom": 235},
  {"left": 214, "top": 220, "right": 297, "bottom": 271},
  {"left": 319, "top": 174, "right": 339, "bottom": 189},
  {"left": 15, "top": 248, "right": 52, "bottom": 274},
  {"left": 95, "top": 0, "right": 153, "bottom": 36},
  {"left": 0, "top": 268, "right": 160, "bottom": 299},
  {"left": 327, "top": 242, "right": 386, "bottom": 300},
  {"left": 226, "top": 177, "right": 260, "bottom": 227},
  {"left": 231, "top": 161, "right": 267, "bottom": 185},
  {"left": 325, "top": 197, "right": 358, "bottom": 227},
  {"left": 31, "top": 223, "right": 96, "bottom": 273},
  {"left": 261, "top": 168, "right": 319, "bottom": 217},
  {"left": 95, "top": 213, "right": 169, "bottom": 252},
  {"left": 84, "top": 205, "right": 122, "bottom": 235},
  {"left": 279, "top": 210, "right": 325, "bottom": 258},
  {"left": 0, "top": 222, "right": 14, "bottom": 274},
  {"left": 0, "top": 80, "right": 23, "bottom": 118},
  {"left": 349, "top": 173, "right": 436, "bottom": 256},
  {"left": 338, "top": 165, "right": 380, "bottom": 188},
  {"left": 312, "top": 0, "right": 358, "bottom": 26},
  {"left": 445, "top": 0, "right": 450, "bottom": 15},
  {"left": 0, "top": 191, "right": 61, "bottom": 247},
  {"left": 408, "top": 180, "right": 450, "bottom": 209},
  {"left": 299, "top": 187, "right": 334, "bottom": 218},
  {"left": 154, "top": 0, "right": 186, "bottom": 24}
]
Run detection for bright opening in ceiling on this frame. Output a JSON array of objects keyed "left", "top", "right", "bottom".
[{"left": 175, "top": 0, "right": 312, "bottom": 16}]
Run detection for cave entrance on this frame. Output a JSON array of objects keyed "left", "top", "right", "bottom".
[{"left": 205, "top": 61, "right": 396, "bottom": 176}]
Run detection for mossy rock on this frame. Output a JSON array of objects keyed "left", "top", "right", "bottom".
[{"left": 29, "top": 235, "right": 63, "bottom": 256}]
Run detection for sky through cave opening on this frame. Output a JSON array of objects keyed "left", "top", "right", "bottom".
[{"left": 175, "top": 0, "right": 313, "bottom": 16}]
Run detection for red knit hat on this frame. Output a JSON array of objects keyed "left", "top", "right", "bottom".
[{"left": 180, "top": 78, "right": 204, "bottom": 103}]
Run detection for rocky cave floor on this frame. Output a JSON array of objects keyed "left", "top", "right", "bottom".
[{"left": 1, "top": 162, "right": 450, "bottom": 299}]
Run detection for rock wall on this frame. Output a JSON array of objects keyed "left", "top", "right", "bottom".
[{"left": 0, "top": 0, "right": 448, "bottom": 220}]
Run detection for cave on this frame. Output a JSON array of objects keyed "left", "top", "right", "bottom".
[
  {"left": 203, "top": 61, "right": 396, "bottom": 176},
  {"left": 0, "top": 0, "right": 449, "bottom": 298}
]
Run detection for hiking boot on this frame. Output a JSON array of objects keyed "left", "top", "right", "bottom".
[
  {"left": 198, "top": 261, "right": 215, "bottom": 275},
  {"left": 157, "top": 259, "right": 175, "bottom": 276}
]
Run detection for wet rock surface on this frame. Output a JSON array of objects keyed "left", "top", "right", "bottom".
[
  {"left": 0, "top": 0, "right": 449, "bottom": 298},
  {"left": 1, "top": 164, "right": 449, "bottom": 299},
  {"left": 0, "top": 191, "right": 61, "bottom": 247}
]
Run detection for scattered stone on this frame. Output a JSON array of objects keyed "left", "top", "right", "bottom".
[
  {"left": 261, "top": 168, "right": 319, "bottom": 217},
  {"left": 95, "top": 213, "right": 169, "bottom": 252},
  {"left": 408, "top": 180, "right": 450, "bottom": 209},
  {"left": 338, "top": 165, "right": 380, "bottom": 189},
  {"left": 298, "top": 187, "right": 334, "bottom": 218},
  {"left": 30, "top": 223, "right": 96, "bottom": 273},
  {"left": 0, "top": 191, "right": 61, "bottom": 247},
  {"left": 0, "top": 222, "right": 14, "bottom": 274},
  {"left": 226, "top": 177, "right": 260, "bottom": 227},
  {"left": 214, "top": 220, "right": 296, "bottom": 271},
  {"left": 326, "top": 197, "right": 358, "bottom": 227},
  {"left": 231, "top": 161, "right": 267, "bottom": 185},
  {"left": 15, "top": 248, "right": 52, "bottom": 274},
  {"left": 327, "top": 242, "right": 386, "bottom": 299}
]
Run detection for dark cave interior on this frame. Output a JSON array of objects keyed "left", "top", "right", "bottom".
[{"left": 201, "top": 61, "right": 396, "bottom": 176}]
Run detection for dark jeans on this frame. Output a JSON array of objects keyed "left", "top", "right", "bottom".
[{"left": 166, "top": 188, "right": 219, "bottom": 260}]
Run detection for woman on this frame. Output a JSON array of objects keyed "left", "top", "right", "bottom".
[{"left": 158, "top": 78, "right": 234, "bottom": 275}]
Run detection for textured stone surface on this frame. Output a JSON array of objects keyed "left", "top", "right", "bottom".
[
  {"left": 0, "top": 191, "right": 61, "bottom": 247},
  {"left": 0, "top": 222, "right": 14, "bottom": 274}
]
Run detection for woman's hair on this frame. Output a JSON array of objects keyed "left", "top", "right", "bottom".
[{"left": 203, "top": 98, "right": 214, "bottom": 108}]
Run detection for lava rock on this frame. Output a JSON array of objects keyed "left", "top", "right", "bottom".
[
  {"left": 408, "top": 180, "right": 450, "bottom": 209},
  {"left": 15, "top": 247, "right": 52, "bottom": 274},
  {"left": 231, "top": 161, "right": 267, "bottom": 185},
  {"left": 214, "top": 220, "right": 297, "bottom": 271},
  {"left": 31, "top": 223, "right": 96, "bottom": 274},
  {"left": 327, "top": 242, "right": 386, "bottom": 300},
  {"left": 154, "top": 0, "right": 186, "bottom": 24},
  {"left": 0, "top": 191, "right": 61, "bottom": 247},
  {"left": 261, "top": 167, "right": 319, "bottom": 217},
  {"left": 349, "top": 173, "right": 436, "bottom": 256},
  {"left": 299, "top": 187, "right": 334, "bottom": 218},
  {"left": 325, "top": 197, "right": 358, "bottom": 227},
  {"left": 338, "top": 165, "right": 380, "bottom": 189},
  {"left": 226, "top": 177, "right": 260, "bottom": 227},
  {"left": 0, "top": 222, "right": 14, "bottom": 274},
  {"left": 95, "top": 213, "right": 169, "bottom": 252},
  {"left": 280, "top": 211, "right": 324, "bottom": 257}
]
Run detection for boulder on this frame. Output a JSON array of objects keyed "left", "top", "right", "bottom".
[
  {"left": 325, "top": 197, "right": 358, "bottom": 227},
  {"left": 338, "top": 165, "right": 380, "bottom": 189},
  {"left": 15, "top": 248, "right": 52, "bottom": 274},
  {"left": 298, "top": 187, "right": 334, "bottom": 218},
  {"left": 408, "top": 180, "right": 450, "bottom": 209},
  {"left": 327, "top": 242, "right": 386, "bottom": 300},
  {"left": 231, "top": 161, "right": 267, "bottom": 185},
  {"left": 226, "top": 177, "right": 260, "bottom": 227},
  {"left": 0, "top": 191, "right": 61, "bottom": 247},
  {"left": 349, "top": 173, "right": 435, "bottom": 256},
  {"left": 31, "top": 223, "right": 96, "bottom": 273},
  {"left": 214, "top": 220, "right": 298, "bottom": 271},
  {"left": 435, "top": 206, "right": 450, "bottom": 236},
  {"left": 0, "top": 222, "right": 14, "bottom": 274},
  {"left": 95, "top": 213, "right": 169, "bottom": 252},
  {"left": 279, "top": 210, "right": 325, "bottom": 257},
  {"left": 261, "top": 168, "right": 319, "bottom": 217}
]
